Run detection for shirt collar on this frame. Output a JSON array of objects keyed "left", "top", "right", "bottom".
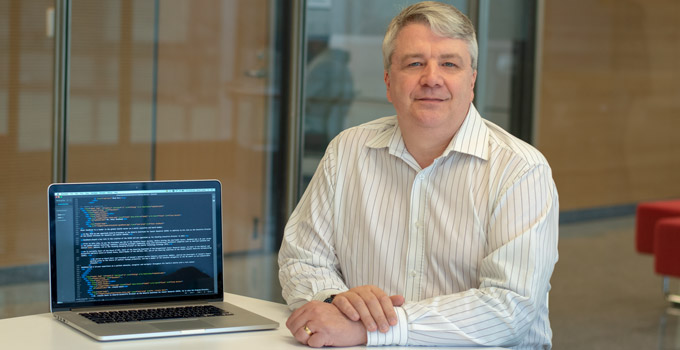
[
  {"left": 366, "top": 103, "right": 489, "bottom": 161},
  {"left": 365, "top": 118, "right": 408, "bottom": 159},
  {"left": 444, "top": 103, "right": 489, "bottom": 161}
]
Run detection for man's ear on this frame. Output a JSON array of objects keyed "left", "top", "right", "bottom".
[
  {"left": 384, "top": 70, "right": 392, "bottom": 103},
  {"left": 470, "top": 69, "right": 477, "bottom": 101}
]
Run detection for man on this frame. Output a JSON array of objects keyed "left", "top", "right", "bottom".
[{"left": 278, "top": 1, "right": 559, "bottom": 348}]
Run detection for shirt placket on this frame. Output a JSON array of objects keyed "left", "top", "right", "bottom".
[{"left": 404, "top": 169, "right": 428, "bottom": 301}]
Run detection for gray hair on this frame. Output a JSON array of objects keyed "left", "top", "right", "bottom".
[{"left": 382, "top": 1, "right": 478, "bottom": 71}]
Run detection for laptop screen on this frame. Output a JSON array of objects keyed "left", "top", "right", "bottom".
[{"left": 48, "top": 180, "right": 223, "bottom": 311}]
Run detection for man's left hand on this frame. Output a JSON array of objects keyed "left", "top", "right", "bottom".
[
  {"left": 332, "top": 285, "right": 405, "bottom": 333},
  {"left": 286, "top": 300, "right": 368, "bottom": 348}
]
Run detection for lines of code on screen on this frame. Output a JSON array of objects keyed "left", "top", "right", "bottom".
[{"left": 73, "top": 193, "right": 216, "bottom": 302}]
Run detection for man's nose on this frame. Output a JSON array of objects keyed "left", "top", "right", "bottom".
[{"left": 420, "top": 63, "right": 443, "bottom": 87}]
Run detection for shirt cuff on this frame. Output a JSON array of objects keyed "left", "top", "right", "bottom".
[
  {"left": 311, "top": 289, "right": 344, "bottom": 302},
  {"left": 366, "top": 307, "right": 408, "bottom": 346}
]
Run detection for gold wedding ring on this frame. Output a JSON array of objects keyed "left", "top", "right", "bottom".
[{"left": 303, "top": 325, "right": 313, "bottom": 336}]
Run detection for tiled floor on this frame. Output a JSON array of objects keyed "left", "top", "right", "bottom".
[
  {"left": 1, "top": 215, "right": 679, "bottom": 349},
  {"left": 550, "top": 215, "right": 680, "bottom": 349}
]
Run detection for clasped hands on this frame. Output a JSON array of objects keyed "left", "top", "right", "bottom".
[{"left": 285, "top": 285, "right": 405, "bottom": 347}]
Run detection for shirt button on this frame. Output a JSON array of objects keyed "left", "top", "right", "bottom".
[
  {"left": 414, "top": 221, "right": 423, "bottom": 228},
  {"left": 418, "top": 174, "right": 425, "bottom": 180},
  {"left": 410, "top": 270, "right": 417, "bottom": 277}
]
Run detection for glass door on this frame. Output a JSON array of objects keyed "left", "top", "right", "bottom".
[
  {"left": 66, "top": 0, "right": 284, "bottom": 301},
  {"left": 151, "top": 0, "right": 283, "bottom": 301}
]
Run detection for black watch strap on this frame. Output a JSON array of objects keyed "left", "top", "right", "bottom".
[{"left": 323, "top": 294, "right": 336, "bottom": 303}]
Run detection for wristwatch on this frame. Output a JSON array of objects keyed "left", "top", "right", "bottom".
[{"left": 323, "top": 294, "right": 336, "bottom": 303}]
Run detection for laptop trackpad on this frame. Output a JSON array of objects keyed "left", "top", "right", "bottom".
[{"left": 151, "top": 320, "right": 212, "bottom": 331}]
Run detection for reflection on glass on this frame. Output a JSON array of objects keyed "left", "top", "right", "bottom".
[{"left": 304, "top": 36, "right": 354, "bottom": 155}]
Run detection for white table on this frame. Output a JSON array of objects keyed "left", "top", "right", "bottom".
[{"left": 0, "top": 293, "right": 506, "bottom": 349}]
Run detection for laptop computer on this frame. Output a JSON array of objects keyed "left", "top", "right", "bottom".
[{"left": 47, "top": 180, "right": 278, "bottom": 341}]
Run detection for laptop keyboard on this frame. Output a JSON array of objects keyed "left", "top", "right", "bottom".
[{"left": 80, "top": 305, "right": 233, "bottom": 324}]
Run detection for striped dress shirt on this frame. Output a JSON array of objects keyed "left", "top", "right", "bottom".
[{"left": 278, "top": 104, "right": 559, "bottom": 349}]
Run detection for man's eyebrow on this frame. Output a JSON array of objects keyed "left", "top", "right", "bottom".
[
  {"left": 439, "top": 53, "right": 464, "bottom": 60},
  {"left": 400, "top": 53, "right": 425, "bottom": 61},
  {"left": 400, "top": 53, "right": 464, "bottom": 61}
]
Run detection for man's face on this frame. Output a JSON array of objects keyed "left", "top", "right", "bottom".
[{"left": 384, "top": 22, "right": 477, "bottom": 134}]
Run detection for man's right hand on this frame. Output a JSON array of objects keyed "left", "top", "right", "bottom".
[{"left": 331, "top": 285, "right": 405, "bottom": 333}]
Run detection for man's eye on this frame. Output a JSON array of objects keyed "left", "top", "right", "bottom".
[
  {"left": 407, "top": 62, "right": 423, "bottom": 67},
  {"left": 443, "top": 62, "right": 456, "bottom": 67}
]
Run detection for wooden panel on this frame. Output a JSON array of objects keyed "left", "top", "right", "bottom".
[{"left": 537, "top": 0, "right": 680, "bottom": 210}]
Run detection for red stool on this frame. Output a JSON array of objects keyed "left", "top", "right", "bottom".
[
  {"left": 636, "top": 200, "right": 680, "bottom": 254},
  {"left": 654, "top": 217, "right": 680, "bottom": 305}
]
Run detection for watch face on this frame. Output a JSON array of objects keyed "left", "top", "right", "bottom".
[{"left": 323, "top": 295, "right": 336, "bottom": 303}]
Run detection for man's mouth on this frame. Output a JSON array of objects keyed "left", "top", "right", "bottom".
[{"left": 415, "top": 97, "right": 447, "bottom": 102}]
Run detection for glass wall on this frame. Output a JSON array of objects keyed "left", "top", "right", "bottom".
[
  {"left": 0, "top": 0, "right": 286, "bottom": 319},
  {"left": 0, "top": 0, "right": 55, "bottom": 318}
]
